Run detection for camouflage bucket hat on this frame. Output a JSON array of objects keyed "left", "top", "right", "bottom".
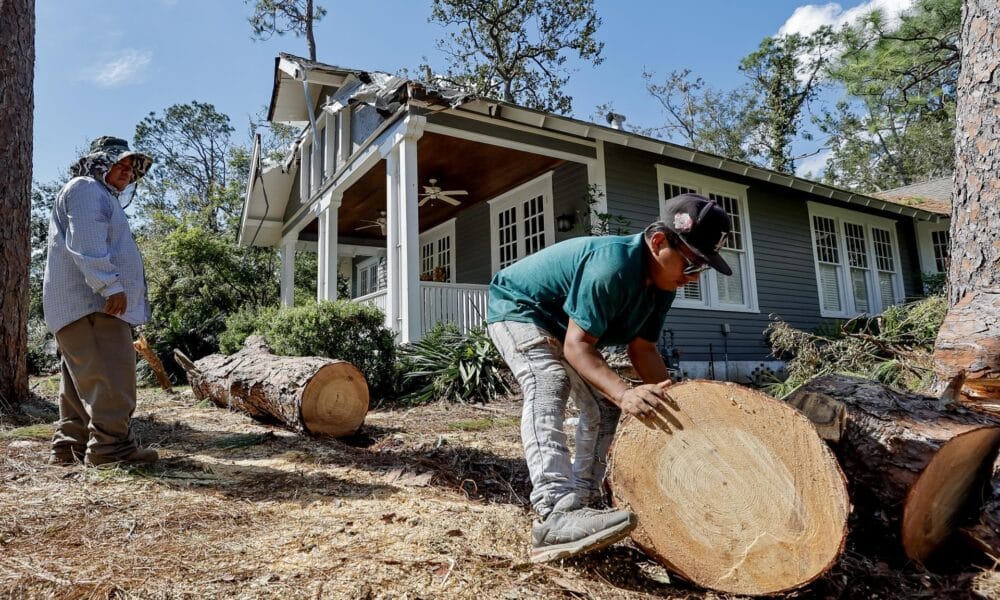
[{"left": 70, "top": 136, "right": 154, "bottom": 183}]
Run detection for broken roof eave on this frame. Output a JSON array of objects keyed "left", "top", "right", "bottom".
[
  {"left": 267, "top": 54, "right": 364, "bottom": 124},
  {"left": 450, "top": 99, "right": 944, "bottom": 223}
]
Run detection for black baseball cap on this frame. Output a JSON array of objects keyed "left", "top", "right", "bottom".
[{"left": 659, "top": 193, "right": 733, "bottom": 276}]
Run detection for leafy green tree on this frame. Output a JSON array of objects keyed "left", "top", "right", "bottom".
[
  {"left": 642, "top": 69, "right": 759, "bottom": 163},
  {"left": 819, "top": 0, "right": 960, "bottom": 190},
  {"left": 427, "top": 0, "right": 603, "bottom": 114},
  {"left": 246, "top": 0, "right": 326, "bottom": 61},
  {"left": 133, "top": 101, "right": 236, "bottom": 232},
  {"left": 738, "top": 27, "right": 838, "bottom": 173}
]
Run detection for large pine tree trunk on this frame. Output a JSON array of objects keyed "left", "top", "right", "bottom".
[
  {"left": 933, "top": 0, "right": 1000, "bottom": 383},
  {"left": 608, "top": 381, "right": 849, "bottom": 596},
  {"left": 175, "top": 336, "right": 369, "bottom": 437},
  {"left": 785, "top": 374, "right": 1000, "bottom": 563},
  {"left": 0, "top": 0, "right": 34, "bottom": 413}
]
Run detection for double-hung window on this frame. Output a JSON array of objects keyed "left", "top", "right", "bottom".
[
  {"left": 655, "top": 166, "right": 759, "bottom": 312},
  {"left": 807, "top": 202, "right": 904, "bottom": 317},
  {"left": 419, "top": 219, "right": 455, "bottom": 282},
  {"left": 489, "top": 173, "right": 555, "bottom": 273},
  {"left": 915, "top": 221, "right": 951, "bottom": 274},
  {"left": 356, "top": 256, "right": 387, "bottom": 297}
]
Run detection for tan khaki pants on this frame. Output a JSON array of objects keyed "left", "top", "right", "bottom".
[{"left": 52, "top": 312, "right": 138, "bottom": 461}]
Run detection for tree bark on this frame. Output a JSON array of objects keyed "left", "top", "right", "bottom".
[
  {"left": 785, "top": 374, "right": 1000, "bottom": 563},
  {"left": 608, "top": 380, "right": 849, "bottom": 596},
  {"left": 0, "top": 0, "right": 34, "bottom": 413},
  {"left": 933, "top": 0, "right": 1000, "bottom": 383},
  {"left": 174, "top": 336, "right": 368, "bottom": 437}
]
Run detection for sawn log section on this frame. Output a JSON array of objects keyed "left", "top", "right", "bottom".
[
  {"left": 175, "top": 336, "right": 369, "bottom": 437},
  {"left": 609, "top": 380, "right": 849, "bottom": 596}
]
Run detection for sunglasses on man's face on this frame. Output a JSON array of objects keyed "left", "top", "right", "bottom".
[{"left": 679, "top": 247, "right": 711, "bottom": 276}]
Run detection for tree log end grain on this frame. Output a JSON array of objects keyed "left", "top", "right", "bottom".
[
  {"left": 609, "top": 380, "right": 849, "bottom": 596},
  {"left": 902, "top": 427, "right": 1000, "bottom": 562},
  {"left": 300, "top": 360, "right": 369, "bottom": 437}
]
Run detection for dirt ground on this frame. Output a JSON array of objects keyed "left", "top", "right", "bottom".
[{"left": 2, "top": 378, "right": 999, "bottom": 600}]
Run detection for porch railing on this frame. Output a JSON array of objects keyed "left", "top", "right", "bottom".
[
  {"left": 354, "top": 289, "right": 388, "bottom": 314},
  {"left": 420, "top": 282, "right": 490, "bottom": 336}
]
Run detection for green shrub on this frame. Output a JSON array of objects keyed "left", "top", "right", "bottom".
[
  {"left": 219, "top": 305, "right": 278, "bottom": 354},
  {"left": 398, "top": 323, "right": 512, "bottom": 405},
  {"left": 27, "top": 318, "right": 58, "bottom": 375},
  {"left": 220, "top": 300, "right": 396, "bottom": 400}
]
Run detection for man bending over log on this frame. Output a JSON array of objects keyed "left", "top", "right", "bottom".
[{"left": 487, "top": 194, "right": 733, "bottom": 563}]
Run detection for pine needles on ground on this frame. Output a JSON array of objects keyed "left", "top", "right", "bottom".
[{"left": 766, "top": 295, "right": 947, "bottom": 397}]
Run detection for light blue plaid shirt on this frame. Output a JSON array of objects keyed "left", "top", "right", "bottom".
[{"left": 43, "top": 176, "right": 151, "bottom": 334}]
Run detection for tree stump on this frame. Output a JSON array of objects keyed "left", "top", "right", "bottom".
[
  {"left": 608, "top": 380, "right": 849, "bottom": 596},
  {"left": 174, "top": 336, "right": 369, "bottom": 437},
  {"left": 785, "top": 374, "right": 1000, "bottom": 563}
]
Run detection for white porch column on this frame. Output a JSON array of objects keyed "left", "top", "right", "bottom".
[
  {"left": 384, "top": 147, "right": 401, "bottom": 333},
  {"left": 397, "top": 133, "right": 421, "bottom": 343},
  {"left": 280, "top": 238, "right": 296, "bottom": 308},
  {"left": 318, "top": 195, "right": 342, "bottom": 301},
  {"left": 586, "top": 140, "right": 608, "bottom": 229}
]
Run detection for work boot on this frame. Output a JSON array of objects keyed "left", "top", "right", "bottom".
[
  {"left": 530, "top": 493, "right": 636, "bottom": 563},
  {"left": 48, "top": 447, "right": 85, "bottom": 466},
  {"left": 85, "top": 446, "right": 159, "bottom": 468}
]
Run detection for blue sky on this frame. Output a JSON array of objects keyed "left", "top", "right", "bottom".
[{"left": 33, "top": 0, "right": 914, "bottom": 185}]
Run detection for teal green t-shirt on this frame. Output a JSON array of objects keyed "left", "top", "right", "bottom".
[{"left": 486, "top": 234, "right": 675, "bottom": 347}]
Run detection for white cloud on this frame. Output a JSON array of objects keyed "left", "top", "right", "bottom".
[
  {"left": 795, "top": 148, "right": 833, "bottom": 178},
  {"left": 778, "top": 0, "right": 914, "bottom": 37},
  {"left": 81, "top": 49, "right": 152, "bottom": 87}
]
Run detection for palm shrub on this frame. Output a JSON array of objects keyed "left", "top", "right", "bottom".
[
  {"left": 398, "top": 323, "right": 512, "bottom": 405},
  {"left": 220, "top": 300, "right": 396, "bottom": 400}
]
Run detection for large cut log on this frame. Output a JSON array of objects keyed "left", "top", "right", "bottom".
[
  {"left": 174, "top": 336, "right": 368, "bottom": 437},
  {"left": 608, "top": 380, "right": 849, "bottom": 596},
  {"left": 785, "top": 374, "right": 1000, "bottom": 563}
]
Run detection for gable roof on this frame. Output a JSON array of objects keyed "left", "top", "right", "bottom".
[
  {"left": 263, "top": 54, "right": 947, "bottom": 224},
  {"left": 872, "top": 177, "right": 952, "bottom": 216}
]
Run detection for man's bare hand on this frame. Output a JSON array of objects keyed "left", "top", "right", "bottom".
[
  {"left": 617, "top": 380, "right": 682, "bottom": 433},
  {"left": 103, "top": 292, "right": 127, "bottom": 316}
]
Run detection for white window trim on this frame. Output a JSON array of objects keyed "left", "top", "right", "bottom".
[
  {"left": 655, "top": 165, "right": 760, "bottom": 313},
  {"left": 807, "top": 201, "right": 906, "bottom": 318},
  {"left": 915, "top": 219, "right": 951, "bottom": 274},
  {"left": 356, "top": 256, "right": 385, "bottom": 296},
  {"left": 488, "top": 172, "right": 555, "bottom": 274},
  {"left": 419, "top": 218, "right": 456, "bottom": 283}
]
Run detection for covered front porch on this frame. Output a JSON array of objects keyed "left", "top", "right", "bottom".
[{"left": 245, "top": 104, "right": 603, "bottom": 342}]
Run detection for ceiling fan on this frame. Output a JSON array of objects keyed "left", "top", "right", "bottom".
[
  {"left": 355, "top": 210, "right": 386, "bottom": 236},
  {"left": 419, "top": 178, "right": 468, "bottom": 207}
]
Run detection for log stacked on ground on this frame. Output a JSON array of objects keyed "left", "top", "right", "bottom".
[
  {"left": 174, "top": 336, "right": 368, "bottom": 437},
  {"left": 608, "top": 380, "right": 849, "bottom": 596},
  {"left": 785, "top": 374, "right": 1000, "bottom": 563}
]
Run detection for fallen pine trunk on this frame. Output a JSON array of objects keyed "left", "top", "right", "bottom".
[
  {"left": 174, "top": 335, "right": 369, "bottom": 437},
  {"left": 608, "top": 380, "right": 849, "bottom": 596},
  {"left": 784, "top": 374, "right": 1000, "bottom": 563}
]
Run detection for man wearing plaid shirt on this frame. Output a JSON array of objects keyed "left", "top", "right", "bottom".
[{"left": 43, "top": 136, "right": 158, "bottom": 467}]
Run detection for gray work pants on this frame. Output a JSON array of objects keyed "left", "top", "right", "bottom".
[
  {"left": 488, "top": 321, "right": 621, "bottom": 517},
  {"left": 52, "top": 312, "right": 139, "bottom": 461}
]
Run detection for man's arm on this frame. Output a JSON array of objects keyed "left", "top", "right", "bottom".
[
  {"left": 564, "top": 319, "right": 676, "bottom": 428},
  {"left": 628, "top": 337, "right": 671, "bottom": 385}
]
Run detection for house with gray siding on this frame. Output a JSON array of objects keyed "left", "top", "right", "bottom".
[{"left": 238, "top": 54, "right": 948, "bottom": 382}]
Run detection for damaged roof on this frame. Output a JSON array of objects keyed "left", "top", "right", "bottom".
[
  {"left": 873, "top": 177, "right": 953, "bottom": 216},
  {"left": 268, "top": 53, "right": 473, "bottom": 125}
]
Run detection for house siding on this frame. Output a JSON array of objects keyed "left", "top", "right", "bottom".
[{"left": 602, "top": 142, "right": 927, "bottom": 364}]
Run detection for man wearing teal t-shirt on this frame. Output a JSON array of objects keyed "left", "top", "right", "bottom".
[{"left": 487, "top": 193, "right": 733, "bottom": 563}]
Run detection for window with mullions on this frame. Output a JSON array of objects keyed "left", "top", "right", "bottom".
[
  {"left": 656, "top": 166, "right": 759, "bottom": 312},
  {"left": 931, "top": 229, "right": 950, "bottom": 273},
  {"left": 489, "top": 174, "right": 554, "bottom": 274},
  {"left": 419, "top": 220, "right": 455, "bottom": 282},
  {"left": 808, "top": 203, "right": 904, "bottom": 318}
]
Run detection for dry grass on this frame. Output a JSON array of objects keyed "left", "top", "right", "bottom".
[{"left": 1, "top": 382, "right": 998, "bottom": 599}]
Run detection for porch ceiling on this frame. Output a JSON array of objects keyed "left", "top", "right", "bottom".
[{"left": 300, "top": 131, "right": 565, "bottom": 241}]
